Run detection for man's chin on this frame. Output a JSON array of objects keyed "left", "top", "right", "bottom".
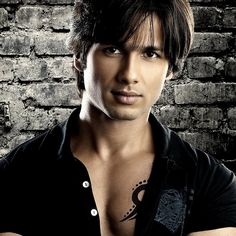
[{"left": 105, "top": 108, "right": 143, "bottom": 121}]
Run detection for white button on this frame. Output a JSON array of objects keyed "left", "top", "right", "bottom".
[
  {"left": 91, "top": 209, "right": 98, "bottom": 216},
  {"left": 82, "top": 181, "right": 90, "bottom": 188}
]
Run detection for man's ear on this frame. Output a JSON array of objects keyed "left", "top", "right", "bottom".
[{"left": 73, "top": 55, "right": 82, "bottom": 72}]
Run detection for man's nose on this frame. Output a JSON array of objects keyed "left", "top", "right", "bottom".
[{"left": 117, "top": 54, "right": 139, "bottom": 84}]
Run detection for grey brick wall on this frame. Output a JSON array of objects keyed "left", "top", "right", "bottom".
[{"left": 0, "top": 0, "right": 235, "bottom": 171}]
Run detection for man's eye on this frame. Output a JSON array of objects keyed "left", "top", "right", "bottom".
[
  {"left": 144, "top": 50, "right": 160, "bottom": 58},
  {"left": 103, "top": 47, "right": 120, "bottom": 55}
]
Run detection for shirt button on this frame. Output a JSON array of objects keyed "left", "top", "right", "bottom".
[
  {"left": 82, "top": 181, "right": 90, "bottom": 188},
  {"left": 91, "top": 209, "right": 98, "bottom": 216}
]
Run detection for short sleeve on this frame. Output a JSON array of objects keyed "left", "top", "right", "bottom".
[{"left": 186, "top": 152, "right": 236, "bottom": 233}]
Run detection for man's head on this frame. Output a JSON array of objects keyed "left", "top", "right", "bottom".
[{"left": 67, "top": 0, "right": 194, "bottom": 94}]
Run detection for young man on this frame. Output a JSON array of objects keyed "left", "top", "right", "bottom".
[{"left": 0, "top": 0, "right": 236, "bottom": 235}]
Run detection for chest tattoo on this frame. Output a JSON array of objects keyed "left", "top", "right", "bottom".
[{"left": 120, "top": 179, "right": 148, "bottom": 222}]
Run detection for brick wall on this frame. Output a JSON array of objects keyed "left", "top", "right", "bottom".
[{"left": 0, "top": 0, "right": 235, "bottom": 171}]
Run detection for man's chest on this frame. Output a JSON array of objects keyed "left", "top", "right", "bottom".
[
  {"left": 83, "top": 154, "right": 155, "bottom": 235},
  {"left": 2, "top": 152, "right": 192, "bottom": 236}
]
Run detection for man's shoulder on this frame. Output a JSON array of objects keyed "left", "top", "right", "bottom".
[
  {"left": 151, "top": 115, "right": 226, "bottom": 173},
  {"left": 150, "top": 114, "right": 198, "bottom": 170},
  {"left": 166, "top": 126, "right": 236, "bottom": 198},
  {"left": 168, "top": 129, "right": 227, "bottom": 173},
  {"left": 0, "top": 121, "right": 67, "bottom": 169}
]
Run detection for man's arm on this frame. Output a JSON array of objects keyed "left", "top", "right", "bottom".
[{"left": 188, "top": 227, "right": 236, "bottom": 236}]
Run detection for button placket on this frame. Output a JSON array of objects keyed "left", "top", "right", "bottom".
[{"left": 82, "top": 180, "right": 98, "bottom": 217}]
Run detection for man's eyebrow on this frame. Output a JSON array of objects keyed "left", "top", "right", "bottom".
[
  {"left": 141, "top": 45, "right": 163, "bottom": 51},
  {"left": 123, "top": 44, "right": 163, "bottom": 52}
]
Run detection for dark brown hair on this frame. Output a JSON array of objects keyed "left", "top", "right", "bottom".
[{"left": 67, "top": 0, "right": 194, "bottom": 93}]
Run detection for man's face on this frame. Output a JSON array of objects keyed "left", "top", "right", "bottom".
[{"left": 76, "top": 15, "right": 172, "bottom": 121}]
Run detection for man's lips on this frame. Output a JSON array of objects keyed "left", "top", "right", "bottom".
[
  {"left": 111, "top": 90, "right": 142, "bottom": 105},
  {"left": 111, "top": 90, "right": 142, "bottom": 97}
]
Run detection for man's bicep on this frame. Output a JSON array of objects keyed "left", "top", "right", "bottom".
[{"left": 187, "top": 227, "right": 236, "bottom": 236}]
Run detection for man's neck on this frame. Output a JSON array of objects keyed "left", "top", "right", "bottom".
[{"left": 71, "top": 102, "right": 154, "bottom": 162}]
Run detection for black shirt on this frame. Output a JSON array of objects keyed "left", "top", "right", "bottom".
[{"left": 0, "top": 108, "right": 236, "bottom": 236}]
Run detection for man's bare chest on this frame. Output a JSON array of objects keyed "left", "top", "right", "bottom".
[{"left": 83, "top": 154, "right": 155, "bottom": 236}]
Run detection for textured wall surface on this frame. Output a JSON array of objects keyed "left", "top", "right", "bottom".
[{"left": 0, "top": 0, "right": 235, "bottom": 171}]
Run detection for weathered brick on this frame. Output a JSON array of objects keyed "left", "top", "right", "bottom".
[
  {"left": 228, "top": 108, "right": 236, "bottom": 130},
  {"left": 0, "top": 148, "right": 11, "bottom": 158},
  {"left": 0, "top": 35, "right": 31, "bottom": 55},
  {"left": 0, "top": 59, "right": 15, "bottom": 81},
  {"left": 21, "top": 107, "right": 73, "bottom": 130},
  {"left": 191, "top": 33, "right": 231, "bottom": 54},
  {"left": 47, "top": 57, "right": 74, "bottom": 79},
  {"left": 0, "top": 8, "right": 8, "bottom": 29},
  {"left": 191, "top": 107, "right": 223, "bottom": 129},
  {"left": 223, "top": 8, "right": 236, "bottom": 28},
  {"left": 157, "top": 106, "right": 223, "bottom": 130},
  {"left": 35, "top": 33, "right": 70, "bottom": 55},
  {"left": 51, "top": 6, "right": 72, "bottom": 30},
  {"left": 21, "top": 83, "right": 80, "bottom": 106},
  {"left": 179, "top": 132, "right": 235, "bottom": 159},
  {"left": 0, "top": 103, "right": 5, "bottom": 135},
  {"left": 175, "top": 83, "right": 236, "bottom": 104},
  {"left": 16, "top": 7, "right": 44, "bottom": 29},
  {"left": 0, "top": 102, "right": 12, "bottom": 135},
  {"left": 225, "top": 57, "right": 236, "bottom": 78},
  {"left": 2, "top": 104, "right": 11, "bottom": 130},
  {"left": 158, "top": 106, "right": 191, "bottom": 129},
  {"left": 0, "top": 85, "right": 26, "bottom": 132},
  {"left": 15, "top": 58, "right": 48, "bottom": 81},
  {"left": 8, "top": 134, "right": 35, "bottom": 151},
  {"left": 0, "top": 0, "right": 21, "bottom": 4},
  {"left": 187, "top": 57, "right": 224, "bottom": 78},
  {"left": 192, "top": 7, "right": 221, "bottom": 29},
  {"left": 0, "top": 83, "right": 79, "bottom": 131},
  {"left": 156, "top": 81, "right": 175, "bottom": 105},
  {"left": 23, "top": 0, "right": 74, "bottom": 5}
]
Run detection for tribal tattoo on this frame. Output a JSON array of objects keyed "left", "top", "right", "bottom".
[{"left": 120, "top": 179, "right": 148, "bottom": 222}]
